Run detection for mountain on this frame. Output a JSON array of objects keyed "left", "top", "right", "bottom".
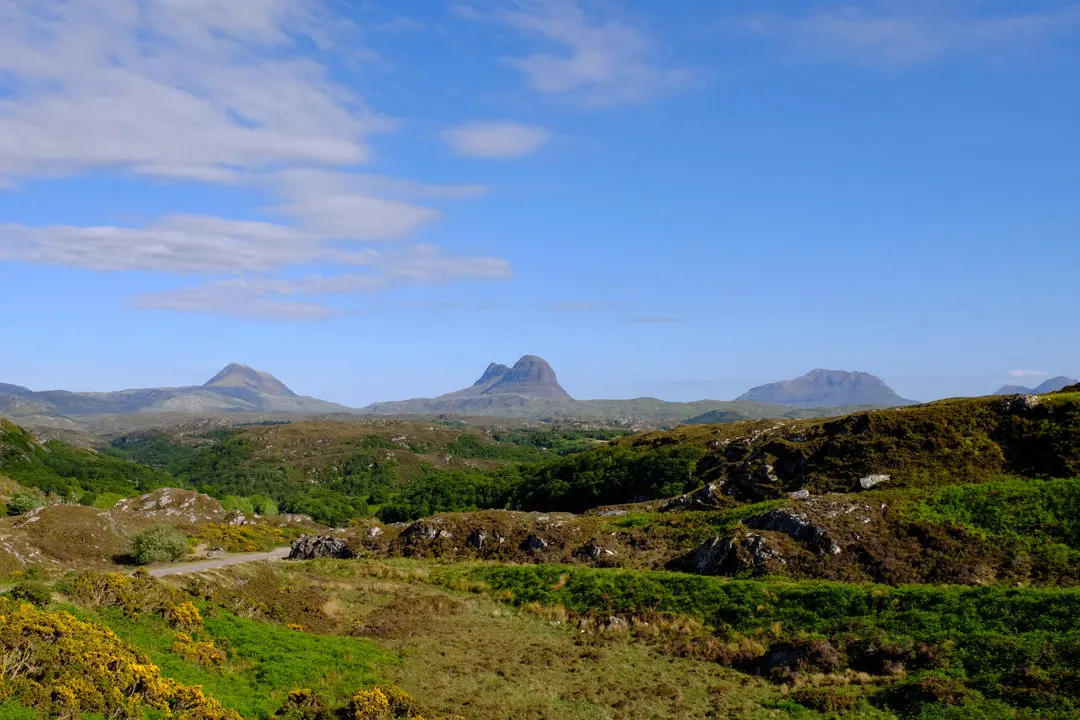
[
  {"left": 0, "top": 364, "right": 350, "bottom": 426},
  {"left": 204, "top": 363, "right": 296, "bottom": 396},
  {"left": 360, "top": 358, "right": 869, "bottom": 425},
  {"left": 0, "top": 383, "right": 30, "bottom": 396},
  {"left": 994, "top": 376, "right": 1077, "bottom": 395},
  {"left": 735, "top": 369, "right": 916, "bottom": 408}
]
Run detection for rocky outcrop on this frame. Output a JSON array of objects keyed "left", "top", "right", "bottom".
[
  {"left": 288, "top": 535, "right": 353, "bottom": 560},
  {"left": 999, "top": 394, "right": 1042, "bottom": 412},
  {"left": 859, "top": 474, "right": 890, "bottom": 490},
  {"left": 688, "top": 532, "right": 785, "bottom": 575},
  {"left": 747, "top": 509, "right": 841, "bottom": 556},
  {"left": 659, "top": 484, "right": 724, "bottom": 512}
]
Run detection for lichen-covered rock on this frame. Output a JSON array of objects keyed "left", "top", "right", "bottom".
[
  {"left": 659, "top": 483, "right": 724, "bottom": 512},
  {"left": 523, "top": 534, "right": 548, "bottom": 552},
  {"left": 859, "top": 474, "right": 890, "bottom": 490},
  {"left": 689, "top": 532, "right": 785, "bottom": 575},
  {"left": 1000, "top": 394, "right": 1041, "bottom": 412},
  {"left": 747, "top": 509, "right": 841, "bottom": 556},
  {"left": 288, "top": 534, "right": 353, "bottom": 560}
]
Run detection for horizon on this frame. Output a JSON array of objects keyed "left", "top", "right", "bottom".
[
  {"left": 3, "top": 357, "right": 1076, "bottom": 406},
  {"left": 1, "top": 1, "right": 1077, "bottom": 406}
]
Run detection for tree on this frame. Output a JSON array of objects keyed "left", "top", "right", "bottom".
[
  {"left": 130, "top": 525, "right": 189, "bottom": 565},
  {"left": 6, "top": 491, "right": 46, "bottom": 516}
]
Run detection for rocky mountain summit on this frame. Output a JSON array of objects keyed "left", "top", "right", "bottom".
[
  {"left": 736, "top": 369, "right": 916, "bottom": 408},
  {"left": 994, "top": 376, "right": 1077, "bottom": 396},
  {"left": 204, "top": 363, "right": 297, "bottom": 396}
]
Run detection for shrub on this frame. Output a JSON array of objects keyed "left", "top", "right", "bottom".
[
  {"left": 7, "top": 581, "right": 52, "bottom": 607},
  {"left": 5, "top": 492, "right": 45, "bottom": 516},
  {"left": 171, "top": 632, "right": 227, "bottom": 669},
  {"left": 129, "top": 525, "right": 189, "bottom": 565}
]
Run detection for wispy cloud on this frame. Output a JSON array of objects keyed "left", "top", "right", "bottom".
[
  {"left": 132, "top": 245, "right": 512, "bottom": 319},
  {"left": 1010, "top": 369, "right": 1051, "bottom": 379},
  {"left": 746, "top": 2, "right": 1080, "bottom": 68},
  {"left": 0, "top": 0, "right": 511, "bottom": 318},
  {"left": 442, "top": 121, "right": 550, "bottom": 158},
  {"left": 458, "top": 0, "right": 691, "bottom": 107}
]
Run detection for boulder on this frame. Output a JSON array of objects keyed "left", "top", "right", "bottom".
[
  {"left": 580, "top": 543, "right": 617, "bottom": 562},
  {"left": 689, "top": 533, "right": 785, "bottom": 575},
  {"left": 789, "top": 489, "right": 811, "bottom": 501},
  {"left": 1000, "top": 394, "right": 1041, "bottom": 412},
  {"left": 747, "top": 509, "right": 841, "bottom": 556},
  {"left": 659, "top": 483, "right": 724, "bottom": 512},
  {"left": 288, "top": 535, "right": 353, "bottom": 560},
  {"left": 859, "top": 474, "right": 890, "bottom": 490},
  {"left": 467, "top": 530, "right": 487, "bottom": 551},
  {"left": 523, "top": 534, "right": 548, "bottom": 552}
]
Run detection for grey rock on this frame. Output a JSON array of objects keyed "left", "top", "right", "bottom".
[
  {"left": 660, "top": 483, "right": 724, "bottom": 512},
  {"left": 523, "top": 534, "right": 548, "bottom": 552},
  {"left": 690, "top": 536, "right": 736, "bottom": 574},
  {"left": 365, "top": 526, "right": 384, "bottom": 539},
  {"left": 1000, "top": 394, "right": 1042, "bottom": 412},
  {"left": 224, "top": 511, "right": 248, "bottom": 526},
  {"left": 747, "top": 509, "right": 841, "bottom": 556},
  {"left": 581, "top": 543, "right": 617, "bottom": 561},
  {"left": 789, "top": 489, "right": 811, "bottom": 500},
  {"left": 288, "top": 535, "right": 353, "bottom": 560},
  {"left": 858, "top": 474, "right": 890, "bottom": 490},
  {"left": 468, "top": 530, "right": 487, "bottom": 551}
]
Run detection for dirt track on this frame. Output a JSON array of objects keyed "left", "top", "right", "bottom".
[{"left": 146, "top": 546, "right": 290, "bottom": 577}]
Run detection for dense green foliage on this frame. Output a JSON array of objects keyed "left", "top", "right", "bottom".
[
  {"left": 0, "top": 420, "right": 173, "bottom": 501},
  {"left": 130, "top": 525, "right": 189, "bottom": 565}
]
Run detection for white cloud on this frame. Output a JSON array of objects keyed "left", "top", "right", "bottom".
[
  {"left": 133, "top": 245, "right": 512, "bottom": 319},
  {"left": 0, "top": 0, "right": 388, "bottom": 180},
  {"left": 0, "top": 0, "right": 513, "bottom": 318},
  {"left": 458, "top": 0, "right": 691, "bottom": 107},
  {"left": 442, "top": 121, "right": 550, "bottom": 158},
  {"left": 0, "top": 215, "right": 376, "bottom": 273},
  {"left": 747, "top": 3, "right": 1080, "bottom": 68},
  {"left": 1010, "top": 369, "right": 1051, "bottom": 379}
]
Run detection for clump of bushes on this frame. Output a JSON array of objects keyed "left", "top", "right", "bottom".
[
  {"left": 6, "top": 580, "right": 52, "bottom": 607},
  {"left": 0, "top": 598, "right": 241, "bottom": 719},
  {"left": 194, "top": 522, "right": 294, "bottom": 553},
  {"left": 4, "top": 491, "right": 45, "bottom": 516},
  {"left": 130, "top": 524, "right": 189, "bottom": 565}
]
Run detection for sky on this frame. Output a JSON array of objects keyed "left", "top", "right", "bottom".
[{"left": 0, "top": 0, "right": 1078, "bottom": 406}]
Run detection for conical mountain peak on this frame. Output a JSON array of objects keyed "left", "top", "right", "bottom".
[{"left": 204, "top": 363, "right": 296, "bottom": 397}]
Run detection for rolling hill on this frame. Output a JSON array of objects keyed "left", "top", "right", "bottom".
[{"left": 735, "top": 369, "right": 917, "bottom": 408}]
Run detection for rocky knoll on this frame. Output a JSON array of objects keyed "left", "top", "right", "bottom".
[{"left": 736, "top": 369, "right": 916, "bottom": 408}]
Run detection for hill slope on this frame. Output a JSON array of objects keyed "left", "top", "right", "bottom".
[
  {"left": 204, "top": 362, "right": 297, "bottom": 396},
  {"left": 736, "top": 369, "right": 916, "bottom": 407}
]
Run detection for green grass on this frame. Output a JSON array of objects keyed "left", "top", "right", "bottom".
[
  {"left": 438, "top": 563, "right": 1080, "bottom": 718},
  {"left": 69, "top": 605, "right": 394, "bottom": 719}
]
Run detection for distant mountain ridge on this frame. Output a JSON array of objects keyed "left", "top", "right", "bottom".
[
  {"left": 994, "top": 376, "right": 1077, "bottom": 395},
  {"left": 736, "top": 369, "right": 916, "bottom": 408},
  {"left": 0, "top": 383, "right": 30, "bottom": 396},
  {"left": 0, "top": 364, "right": 347, "bottom": 420}
]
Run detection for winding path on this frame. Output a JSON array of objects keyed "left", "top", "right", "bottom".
[{"left": 146, "top": 546, "right": 291, "bottom": 577}]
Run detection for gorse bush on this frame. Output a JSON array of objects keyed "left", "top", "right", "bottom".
[
  {"left": 0, "top": 598, "right": 241, "bottom": 719},
  {"left": 6, "top": 581, "right": 51, "bottom": 607},
  {"left": 129, "top": 525, "right": 189, "bottom": 565}
]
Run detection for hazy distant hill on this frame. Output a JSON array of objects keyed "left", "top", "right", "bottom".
[
  {"left": 0, "top": 364, "right": 349, "bottom": 422},
  {"left": 994, "top": 376, "right": 1077, "bottom": 395},
  {"left": 736, "top": 369, "right": 916, "bottom": 408},
  {"left": 361, "top": 357, "right": 868, "bottom": 427},
  {"left": 0, "top": 383, "right": 29, "bottom": 396}
]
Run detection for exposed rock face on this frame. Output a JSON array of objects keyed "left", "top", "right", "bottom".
[
  {"left": 689, "top": 533, "right": 785, "bottom": 575},
  {"left": 659, "top": 484, "right": 724, "bottom": 512},
  {"left": 736, "top": 369, "right": 915, "bottom": 408},
  {"left": 204, "top": 363, "right": 297, "bottom": 396},
  {"left": 523, "top": 534, "right": 549, "bottom": 551},
  {"left": 472, "top": 363, "right": 511, "bottom": 391},
  {"left": 481, "top": 356, "right": 571, "bottom": 400},
  {"left": 288, "top": 535, "right": 353, "bottom": 560},
  {"left": 999, "top": 395, "right": 1042, "bottom": 412},
  {"left": 747, "top": 509, "right": 841, "bottom": 556}
]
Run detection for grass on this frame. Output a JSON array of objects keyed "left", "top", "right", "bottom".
[{"left": 69, "top": 603, "right": 393, "bottom": 718}]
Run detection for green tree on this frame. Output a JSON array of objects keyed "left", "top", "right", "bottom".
[{"left": 6, "top": 491, "right": 45, "bottom": 516}]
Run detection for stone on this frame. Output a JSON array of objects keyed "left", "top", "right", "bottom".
[
  {"left": 288, "top": 535, "right": 353, "bottom": 560},
  {"left": 859, "top": 474, "right": 890, "bottom": 490},
  {"left": 690, "top": 536, "right": 736, "bottom": 574},
  {"left": 523, "top": 534, "right": 548, "bottom": 552},
  {"left": 747, "top": 509, "right": 841, "bottom": 556},
  {"left": 1000, "top": 394, "right": 1042, "bottom": 412},
  {"left": 224, "top": 511, "right": 247, "bottom": 526},
  {"left": 659, "top": 483, "right": 724, "bottom": 512},
  {"left": 581, "top": 543, "right": 617, "bottom": 561},
  {"left": 467, "top": 530, "right": 487, "bottom": 551},
  {"left": 365, "top": 526, "right": 384, "bottom": 539},
  {"left": 789, "top": 489, "right": 811, "bottom": 500}
]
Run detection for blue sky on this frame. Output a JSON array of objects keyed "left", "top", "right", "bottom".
[{"left": 0, "top": 0, "right": 1077, "bottom": 405}]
